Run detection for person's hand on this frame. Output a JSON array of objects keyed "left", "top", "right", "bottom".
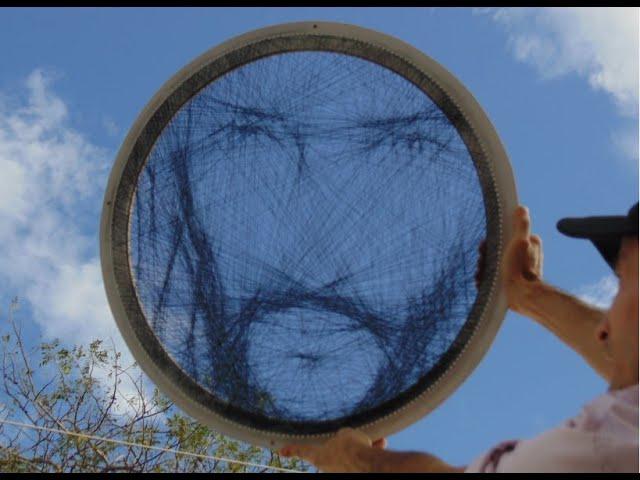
[
  {"left": 476, "top": 206, "right": 544, "bottom": 313},
  {"left": 279, "top": 428, "right": 385, "bottom": 472}
]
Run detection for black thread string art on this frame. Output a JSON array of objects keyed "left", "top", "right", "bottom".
[{"left": 124, "top": 50, "right": 488, "bottom": 433}]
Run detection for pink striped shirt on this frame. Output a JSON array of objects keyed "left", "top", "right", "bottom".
[{"left": 466, "top": 384, "right": 639, "bottom": 473}]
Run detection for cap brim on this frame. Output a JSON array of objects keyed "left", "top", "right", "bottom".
[{"left": 556, "top": 215, "right": 632, "bottom": 239}]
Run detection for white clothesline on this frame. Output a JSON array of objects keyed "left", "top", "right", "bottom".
[{"left": 0, "top": 417, "right": 305, "bottom": 473}]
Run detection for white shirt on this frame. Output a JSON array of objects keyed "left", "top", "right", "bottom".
[{"left": 465, "top": 384, "right": 639, "bottom": 473}]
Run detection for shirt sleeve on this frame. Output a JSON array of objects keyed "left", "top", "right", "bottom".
[
  {"left": 465, "top": 425, "right": 638, "bottom": 473},
  {"left": 465, "top": 440, "right": 519, "bottom": 473}
]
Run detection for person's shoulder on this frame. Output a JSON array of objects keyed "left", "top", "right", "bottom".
[
  {"left": 576, "top": 384, "right": 638, "bottom": 434},
  {"left": 608, "top": 383, "right": 639, "bottom": 405}
]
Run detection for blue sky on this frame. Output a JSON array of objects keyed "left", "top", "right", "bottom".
[{"left": 0, "top": 7, "right": 637, "bottom": 468}]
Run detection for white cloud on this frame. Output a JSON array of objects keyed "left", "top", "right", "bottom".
[
  {"left": 0, "top": 70, "right": 122, "bottom": 351},
  {"left": 575, "top": 274, "right": 619, "bottom": 309},
  {"left": 0, "top": 71, "right": 157, "bottom": 414},
  {"left": 482, "top": 8, "right": 639, "bottom": 117}
]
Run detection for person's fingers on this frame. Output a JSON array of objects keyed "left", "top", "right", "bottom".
[
  {"left": 513, "top": 236, "right": 535, "bottom": 280},
  {"left": 335, "top": 427, "right": 372, "bottom": 446},
  {"left": 279, "top": 444, "right": 318, "bottom": 462},
  {"left": 530, "top": 234, "right": 541, "bottom": 250},
  {"left": 513, "top": 206, "right": 531, "bottom": 239},
  {"left": 530, "top": 234, "right": 543, "bottom": 276},
  {"left": 519, "top": 236, "right": 543, "bottom": 281},
  {"left": 372, "top": 438, "right": 387, "bottom": 449}
]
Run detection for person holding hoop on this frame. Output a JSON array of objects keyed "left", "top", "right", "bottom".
[{"left": 282, "top": 203, "right": 639, "bottom": 473}]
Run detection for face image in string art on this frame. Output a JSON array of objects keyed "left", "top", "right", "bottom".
[{"left": 100, "top": 22, "right": 518, "bottom": 449}]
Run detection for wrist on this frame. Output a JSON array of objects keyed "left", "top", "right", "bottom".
[{"left": 510, "top": 279, "right": 548, "bottom": 316}]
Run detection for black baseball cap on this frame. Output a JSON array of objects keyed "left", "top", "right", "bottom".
[{"left": 557, "top": 202, "right": 639, "bottom": 271}]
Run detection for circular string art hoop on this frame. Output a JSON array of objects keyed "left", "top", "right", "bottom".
[{"left": 100, "top": 22, "right": 518, "bottom": 448}]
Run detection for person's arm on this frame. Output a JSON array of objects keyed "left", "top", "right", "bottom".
[
  {"left": 518, "top": 281, "right": 611, "bottom": 380},
  {"left": 351, "top": 447, "right": 465, "bottom": 473},
  {"left": 280, "top": 428, "right": 465, "bottom": 473},
  {"left": 498, "top": 206, "right": 613, "bottom": 381}
]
